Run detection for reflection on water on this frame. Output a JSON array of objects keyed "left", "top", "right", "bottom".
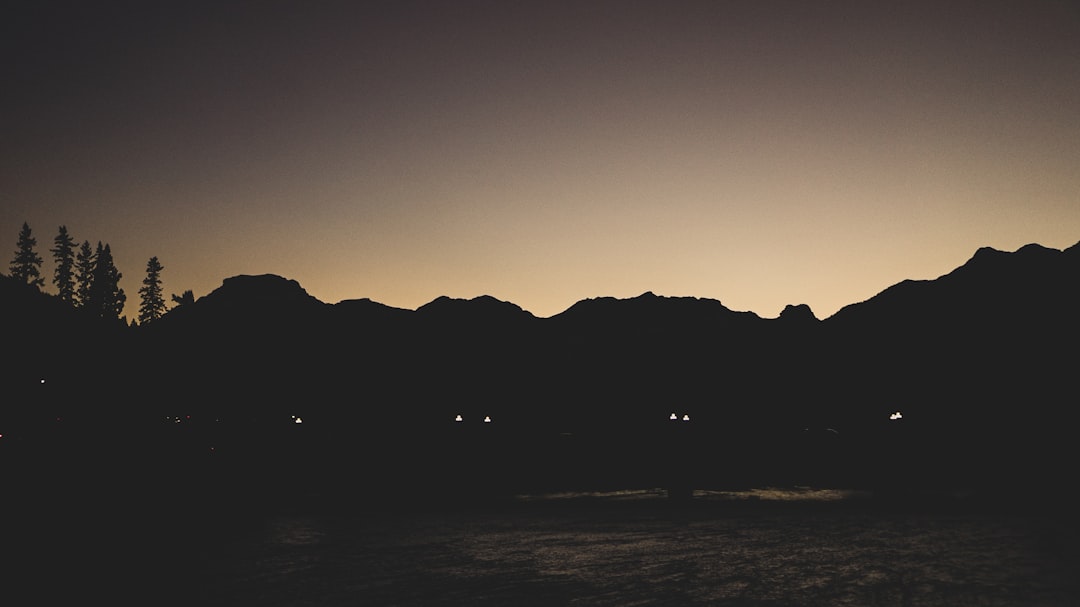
[
  {"left": 701, "top": 486, "right": 875, "bottom": 502},
  {"left": 267, "top": 517, "right": 327, "bottom": 547},
  {"left": 182, "top": 489, "right": 1080, "bottom": 606},
  {"left": 513, "top": 487, "right": 874, "bottom": 503}
]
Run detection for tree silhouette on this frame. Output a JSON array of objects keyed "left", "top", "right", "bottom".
[
  {"left": 87, "top": 242, "right": 126, "bottom": 320},
  {"left": 75, "top": 240, "right": 95, "bottom": 308},
  {"left": 138, "top": 256, "right": 166, "bottom": 325},
  {"left": 50, "top": 225, "right": 78, "bottom": 304},
  {"left": 9, "top": 221, "right": 44, "bottom": 288},
  {"left": 171, "top": 289, "right": 195, "bottom": 307}
]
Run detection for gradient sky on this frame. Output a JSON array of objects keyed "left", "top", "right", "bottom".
[{"left": 5, "top": 1, "right": 1079, "bottom": 320}]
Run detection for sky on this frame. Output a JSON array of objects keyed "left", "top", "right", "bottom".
[{"left": 4, "top": 1, "right": 1079, "bottom": 320}]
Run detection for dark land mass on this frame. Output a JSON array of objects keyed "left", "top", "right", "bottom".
[{"left": 2, "top": 241, "right": 1079, "bottom": 515}]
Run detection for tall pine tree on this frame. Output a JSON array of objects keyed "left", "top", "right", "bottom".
[
  {"left": 88, "top": 242, "right": 126, "bottom": 320},
  {"left": 50, "top": 225, "right": 78, "bottom": 304},
  {"left": 9, "top": 221, "right": 44, "bottom": 288},
  {"left": 138, "top": 256, "right": 166, "bottom": 325},
  {"left": 75, "top": 240, "right": 95, "bottom": 308}
]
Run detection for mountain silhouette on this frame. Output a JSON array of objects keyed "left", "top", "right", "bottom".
[
  {"left": 416, "top": 294, "right": 536, "bottom": 324},
  {"left": 822, "top": 241, "right": 1078, "bottom": 427},
  {"left": 777, "top": 303, "right": 818, "bottom": 322},
  {"left": 3, "top": 241, "right": 1078, "bottom": 506}
]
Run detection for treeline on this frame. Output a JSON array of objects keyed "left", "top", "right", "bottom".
[{"left": 5, "top": 221, "right": 183, "bottom": 326}]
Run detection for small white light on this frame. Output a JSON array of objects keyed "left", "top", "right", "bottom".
[
  {"left": 670, "top": 413, "right": 678, "bottom": 420},
  {"left": 454, "top": 414, "right": 463, "bottom": 422},
  {"left": 40, "top": 378, "right": 46, "bottom": 384},
  {"left": 682, "top": 414, "right": 690, "bottom": 422},
  {"left": 483, "top": 415, "right": 492, "bottom": 423},
  {"left": 890, "top": 411, "right": 903, "bottom": 420},
  {"left": 294, "top": 417, "right": 303, "bottom": 424}
]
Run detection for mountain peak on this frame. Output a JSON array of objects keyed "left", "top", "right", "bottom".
[
  {"left": 416, "top": 294, "right": 535, "bottom": 321},
  {"left": 972, "top": 245, "right": 1003, "bottom": 257},
  {"left": 777, "top": 303, "right": 818, "bottom": 322},
  {"left": 1015, "top": 242, "right": 1058, "bottom": 257},
  {"left": 220, "top": 273, "right": 304, "bottom": 289},
  {"left": 969, "top": 242, "right": 1058, "bottom": 263},
  {"left": 167, "top": 274, "right": 329, "bottom": 326},
  {"left": 208, "top": 274, "right": 325, "bottom": 305},
  {"left": 828, "top": 240, "right": 1078, "bottom": 327},
  {"left": 951, "top": 242, "right": 1063, "bottom": 280}
]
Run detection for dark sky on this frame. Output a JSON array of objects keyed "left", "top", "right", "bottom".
[{"left": 5, "top": 1, "right": 1080, "bottom": 318}]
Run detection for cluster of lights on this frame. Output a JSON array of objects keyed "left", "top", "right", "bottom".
[
  {"left": 166, "top": 415, "right": 304, "bottom": 425},
  {"left": 165, "top": 415, "right": 225, "bottom": 424},
  {"left": 889, "top": 411, "right": 903, "bottom": 420},
  {"left": 454, "top": 415, "right": 492, "bottom": 423},
  {"left": 669, "top": 413, "right": 691, "bottom": 422}
]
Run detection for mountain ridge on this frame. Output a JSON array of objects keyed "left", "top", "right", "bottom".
[
  {"left": 162, "top": 240, "right": 1080, "bottom": 324},
  {"left": 3, "top": 240, "right": 1078, "bottom": 498}
]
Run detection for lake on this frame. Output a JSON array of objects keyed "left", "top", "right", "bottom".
[{"left": 10, "top": 487, "right": 1074, "bottom": 606}]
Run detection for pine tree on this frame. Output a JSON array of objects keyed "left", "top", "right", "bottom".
[
  {"left": 138, "top": 256, "right": 166, "bottom": 325},
  {"left": 88, "top": 242, "right": 126, "bottom": 320},
  {"left": 50, "top": 225, "right": 78, "bottom": 304},
  {"left": 9, "top": 222, "right": 44, "bottom": 288},
  {"left": 75, "top": 240, "right": 95, "bottom": 308},
  {"left": 171, "top": 289, "right": 195, "bottom": 307}
]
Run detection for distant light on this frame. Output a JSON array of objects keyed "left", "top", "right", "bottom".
[
  {"left": 292, "top": 416, "right": 303, "bottom": 424},
  {"left": 670, "top": 413, "right": 678, "bottom": 420},
  {"left": 484, "top": 415, "right": 492, "bottom": 423},
  {"left": 454, "top": 414, "right": 463, "bottom": 422},
  {"left": 890, "top": 411, "right": 903, "bottom": 420},
  {"left": 40, "top": 378, "right": 46, "bottom": 384},
  {"left": 682, "top": 414, "right": 690, "bottom": 422}
]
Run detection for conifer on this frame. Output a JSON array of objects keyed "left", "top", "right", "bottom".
[{"left": 8, "top": 222, "right": 44, "bottom": 288}]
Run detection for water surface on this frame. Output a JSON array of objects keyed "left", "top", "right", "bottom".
[{"left": 169, "top": 489, "right": 1080, "bottom": 606}]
